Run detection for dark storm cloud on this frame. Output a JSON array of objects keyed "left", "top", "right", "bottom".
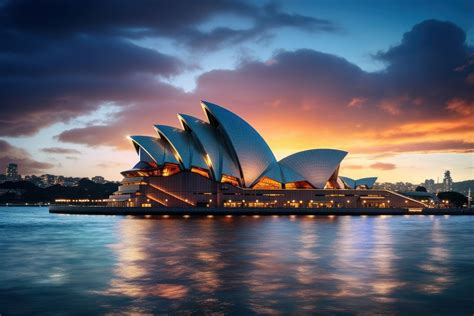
[
  {"left": 54, "top": 20, "right": 474, "bottom": 155},
  {"left": 194, "top": 19, "right": 474, "bottom": 123},
  {"left": 0, "top": 0, "right": 336, "bottom": 138},
  {"left": 0, "top": 35, "right": 184, "bottom": 77},
  {"left": 176, "top": 2, "right": 338, "bottom": 50},
  {"left": 0, "top": 0, "right": 336, "bottom": 50},
  {"left": 0, "top": 140, "right": 54, "bottom": 173},
  {"left": 371, "top": 20, "right": 473, "bottom": 107}
]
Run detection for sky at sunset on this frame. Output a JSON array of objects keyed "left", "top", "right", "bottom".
[{"left": 0, "top": 0, "right": 473, "bottom": 183}]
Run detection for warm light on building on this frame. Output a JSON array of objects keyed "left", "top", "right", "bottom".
[{"left": 105, "top": 100, "right": 425, "bottom": 210}]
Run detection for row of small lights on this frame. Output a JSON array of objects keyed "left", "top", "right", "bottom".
[
  {"left": 132, "top": 214, "right": 452, "bottom": 220},
  {"left": 150, "top": 214, "right": 334, "bottom": 219},
  {"left": 225, "top": 199, "right": 355, "bottom": 204},
  {"left": 61, "top": 198, "right": 399, "bottom": 204},
  {"left": 55, "top": 199, "right": 108, "bottom": 203}
]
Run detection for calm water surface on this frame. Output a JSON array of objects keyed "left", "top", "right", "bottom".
[{"left": 0, "top": 207, "right": 473, "bottom": 315}]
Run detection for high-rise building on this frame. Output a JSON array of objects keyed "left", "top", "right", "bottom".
[
  {"left": 443, "top": 170, "right": 453, "bottom": 191},
  {"left": 6, "top": 163, "right": 20, "bottom": 181},
  {"left": 423, "top": 179, "right": 435, "bottom": 193},
  {"left": 41, "top": 174, "right": 57, "bottom": 187},
  {"left": 24, "top": 175, "right": 43, "bottom": 187},
  {"left": 92, "top": 176, "right": 106, "bottom": 184}
]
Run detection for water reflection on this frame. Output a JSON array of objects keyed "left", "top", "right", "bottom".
[
  {"left": 417, "top": 218, "right": 453, "bottom": 294},
  {"left": 98, "top": 215, "right": 469, "bottom": 314},
  {"left": 370, "top": 217, "right": 404, "bottom": 303},
  {"left": 2, "top": 208, "right": 472, "bottom": 315}
]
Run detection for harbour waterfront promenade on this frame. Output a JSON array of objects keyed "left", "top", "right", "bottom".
[{"left": 49, "top": 205, "right": 474, "bottom": 216}]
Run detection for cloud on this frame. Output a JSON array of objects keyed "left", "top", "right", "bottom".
[
  {"left": 177, "top": 2, "right": 338, "bottom": 50},
  {"left": 0, "top": 140, "right": 54, "bottom": 174},
  {"left": 370, "top": 162, "right": 396, "bottom": 170},
  {"left": 347, "top": 97, "right": 367, "bottom": 108},
  {"left": 0, "top": 0, "right": 334, "bottom": 139},
  {"left": 54, "top": 20, "right": 474, "bottom": 158},
  {"left": 41, "top": 147, "right": 81, "bottom": 154},
  {"left": 446, "top": 98, "right": 473, "bottom": 115},
  {"left": 2, "top": 14, "right": 473, "bottom": 161},
  {"left": 342, "top": 164, "right": 365, "bottom": 170},
  {"left": 0, "top": 0, "right": 336, "bottom": 51},
  {"left": 352, "top": 140, "right": 474, "bottom": 154},
  {"left": 56, "top": 125, "right": 123, "bottom": 147},
  {"left": 0, "top": 33, "right": 186, "bottom": 137},
  {"left": 96, "top": 162, "right": 127, "bottom": 168},
  {"left": 371, "top": 19, "right": 473, "bottom": 112},
  {"left": 54, "top": 83, "right": 195, "bottom": 148},
  {"left": 1, "top": 35, "right": 184, "bottom": 78}
]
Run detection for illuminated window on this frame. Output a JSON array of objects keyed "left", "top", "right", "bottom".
[
  {"left": 285, "top": 181, "right": 314, "bottom": 189},
  {"left": 122, "top": 163, "right": 181, "bottom": 177},
  {"left": 252, "top": 177, "right": 282, "bottom": 189},
  {"left": 147, "top": 163, "right": 181, "bottom": 177},
  {"left": 324, "top": 181, "right": 339, "bottom": 189},
  {"left": 147, "top": 161, "right": 158, "bottom": 168},
  {"left": 221, "top": 174, "right": 240, "bottom": 187},
  {"left": 161, "top": 163, "right": 181, "bottom": 176},
  {"left": 224, "top": 201, "right": 243, "bottom": 208},
  {"left": 191, "top": 167, "right": 210, "bottom": 178}
]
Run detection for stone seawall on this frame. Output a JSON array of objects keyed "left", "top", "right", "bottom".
[{"left": 49, "top": 205, "right": 474, "bottom": 216}]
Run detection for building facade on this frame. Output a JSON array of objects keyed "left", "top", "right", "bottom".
[
  {"left": 108, "top": 101, "right": 424, "bottom": 209},
  {"left": 423, "top": 179, "right": 436, "bottom": 193},
  {"left": 6, "top": 163, "right": 20, "bottom": 181},
  {"left": 443, "top": 170, "right": 453, "bottom": 192},
  {"left": 92, "top": 176, "right": 106, "bottom": 184}
]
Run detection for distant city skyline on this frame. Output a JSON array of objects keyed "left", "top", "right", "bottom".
[
  {"left": 2, "top": 161, "right": 468, "bottom": 193},
  {"left": 0, "top": 1, "right": 472, "bottom": 182}
]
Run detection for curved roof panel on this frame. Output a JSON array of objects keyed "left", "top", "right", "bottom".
[
  {"left": 154, "top": 125, "right": 208, "bottom": 170},
  {"left": 139, "top": 147, "right": 154, "bottom": 163},
  {"left": 279, "top": 149, "right": 348, "bottom": 188},
  {"left": 132, "top": 161, "right": 154, "bottom": 170},
  {"left": 259, "top": 162, "right": 306, "bottom": 184},
  {"left": 258, "top": 162, "right": 283, "bottom": 183},
  {"left": 178, "top": 114, "right": 240, "bottom": 181},
  {"left": 201, "top": 100, "right": 276, "bottom": 187},
  {"left": 356, "top": 177, "right": 378, "bottom": 189},
  {"left": 339, "top": 176, "right": 356, "bottom": 189},
  {"left": 128, "top": 136, "right": 178, "bottom": 165},
  {"left": 339, "top": 176, "right": 377, "bottom": 189}
]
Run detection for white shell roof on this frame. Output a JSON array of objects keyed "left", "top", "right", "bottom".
[
  {"left": 339, "top": 176, "right": 356, "bottom": 188},
  {"left": 258, "top": 162, "right": 306, "bottom": 184},
  {"left": 139, "top": 147, "right": 154, "bottom": 163},
  {"left": 201, "top": 100, "right": 277, "bottom": 187},
  {"left": 356, "top": 177, "right": 377, "bottom": 188},
  {"left": 340, "top": 176, "right": 377, "bottom": 189},
  {"left": 128, "top": 136, "right": 178, "bottom": 165},
  {"left": 154, "top": 125, "right": 208, "bottom": 170},
  {"left": 125, "top": 102, "right": 375, "bottom": 188},
  {"left": 279, "top": 149, "right": 348, "bottom": 188},
  {"left": 178, "top": 114, "right": 240, "bottom": 181}
]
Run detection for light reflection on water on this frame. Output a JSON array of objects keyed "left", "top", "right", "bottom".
[{"left": 0, "top": 207, "right": 473, "bottom": 315}]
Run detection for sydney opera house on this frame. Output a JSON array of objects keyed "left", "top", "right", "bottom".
[{"left": 108, "top": 101, "right": 424, "bottom": 209}]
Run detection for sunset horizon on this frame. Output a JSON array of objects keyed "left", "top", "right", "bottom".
[
  {"left": 1, "top": 1, "right": 472, "bottom": 184},
  {"left": 1, "top": 2, "right": 473, "bottom": 315}
]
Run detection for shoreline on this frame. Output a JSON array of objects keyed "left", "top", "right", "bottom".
[{"left": 48, "top": 205, "right": 474, "bottom": 216}]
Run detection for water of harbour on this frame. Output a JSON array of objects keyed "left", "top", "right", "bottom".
[{"left": 0, "top": 207, "right": 473, "bottom": 315}]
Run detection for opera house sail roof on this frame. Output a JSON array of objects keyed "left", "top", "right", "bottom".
[{"left": 125, "top": 100, "right": 376, "bottom": 190}]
